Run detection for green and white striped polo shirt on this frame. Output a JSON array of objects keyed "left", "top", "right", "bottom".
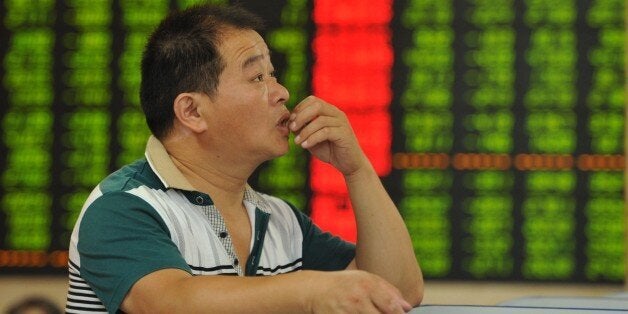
[{"left": 65, "top": 136, "right": 355, "bottom": 313}]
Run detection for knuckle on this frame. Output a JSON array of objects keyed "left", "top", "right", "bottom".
[
  {"left": 356, "top": 277, "right": 376, "bottom": 292},
  {"left": 337, "top": 294, "right": 362, "bottom": 312},
  {"left": 313, "top": 101, "right": 322, "bottom": 111},
  {"left": 334, "top": 106, "right": 346, "bottom": 117},
  {"left": 385, "top": 299, "right": 399, "bottom": 313}
]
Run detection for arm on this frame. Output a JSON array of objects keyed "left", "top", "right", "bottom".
[
  {"left": 121, "top": 268, "right": 411, "bottom": 313},
  {"left": 346, "top": 162, "right": 424, "bottom": 305},
  {"left": 290, "top": 96, "right": 424, "bottom": 305}
]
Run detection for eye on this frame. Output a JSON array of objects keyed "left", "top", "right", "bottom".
[{"left": 252, "top": 71, "right": 277, "bottom": 82}]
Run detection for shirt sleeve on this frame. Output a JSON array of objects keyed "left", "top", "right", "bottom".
[
  {"left": 78, "top": 191, "right": 191, "bottom": 313},
  {"left": 288, "top": 204, "right": 356, "bottom": 270}
]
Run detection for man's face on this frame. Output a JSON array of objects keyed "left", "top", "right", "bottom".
[{"left": 201, "top": 28, "right": 291, "bottom": 163}]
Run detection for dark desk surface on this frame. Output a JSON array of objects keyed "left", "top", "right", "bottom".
[
  {"left": 500, "top": 296, "right": 628, "bottom": 310},
  {"left": 410, "top": 305, "right": 628, "bottom": 313}
]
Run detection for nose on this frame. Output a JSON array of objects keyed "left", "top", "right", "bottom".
[{"left": 271, "top": 80, "right": 290, "bottom": 106}]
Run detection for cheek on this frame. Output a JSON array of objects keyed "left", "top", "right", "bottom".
[
  {"left": 225, "top": 110, "right": 264, "bottom": 136},
  {"left": 218, "top": 85, "right": 271, "bottom": 132}
]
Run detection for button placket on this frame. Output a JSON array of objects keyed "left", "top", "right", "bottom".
[
  {"left": 195, "top": 195, "right": 204, "bottom": 205},
  {"left": 200, "top": 203, "right": 242, "bottom": 276}
]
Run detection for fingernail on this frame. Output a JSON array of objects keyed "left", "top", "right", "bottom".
[
  {"left": 301, "top": 140, "right": 308, "bottom": 148},
  {"left": 294, "top": 135, "right": 301, "bottom": 143},
  {"left": 290, "top": 122, "right": 297, "bottom": 130},
  {"left": 290, "top": 113, "right": 296, "bottom": 121},
  {"left": 402, "top": 300, "right": 412, "bottom": 310}
]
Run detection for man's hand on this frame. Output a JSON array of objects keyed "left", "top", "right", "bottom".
[
  {"left": 289, "top": 95, "right": 424, "bottom": 307},
  {"left": 307, "top": 270, "right": 413, "bottom": 314},
  {"left": 122, "top": 268, "right": 413, "bottom": 314},
  {"left": 289, "top": 96, "right": 369, "bottom": 176}
]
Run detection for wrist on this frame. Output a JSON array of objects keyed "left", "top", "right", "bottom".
[
  {"left": 298, "top": 270, "right": 322, "bottom": 313},
  {"left": 343, "top": 160, "right": 376, "bottom": 183}
]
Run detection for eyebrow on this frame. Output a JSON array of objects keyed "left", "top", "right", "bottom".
[{"left": 242, "top": 53, "right": 266, "bottom": 70}]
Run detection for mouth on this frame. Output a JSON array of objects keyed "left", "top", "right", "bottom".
[{"left": 276, "top": 111, "right": 291, "bottom": 136}]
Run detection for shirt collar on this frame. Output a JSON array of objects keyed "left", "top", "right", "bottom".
[
  {"left": 145, "top": 135, "right": 196, "bottom": 191},
  {"left": 144, "top": 135, "right": 271, "bottom": 214},
  {"left": 243, "top": 187, "right": 271, "bottom": 214}
]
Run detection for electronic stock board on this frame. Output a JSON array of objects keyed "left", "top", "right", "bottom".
[{"left": 0, "top": 0, "right": 624, "bottom": 283}]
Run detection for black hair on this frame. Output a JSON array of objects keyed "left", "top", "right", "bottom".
[{"left": 140, "top": 4, "right": 265, "bottom": 139}]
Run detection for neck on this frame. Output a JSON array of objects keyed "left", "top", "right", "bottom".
[{"left": 162, "top": 134, "right": 256, "bottom": 209}]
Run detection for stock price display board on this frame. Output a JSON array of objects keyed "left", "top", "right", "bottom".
[
  {"left": 390, "top": 0, "right": 624, "bottom": 282},
  {"left": 0, "top": 0, "right": 624, "bottom": 283},
  {"left": 0, "top": 0, "right": 312, "bottom": 273}
]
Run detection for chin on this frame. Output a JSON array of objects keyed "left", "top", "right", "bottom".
[
  {"left": 275, "top": 145, "right": 290, "bottom": 157},
  {"left": 259, "top": 135, "right": 290, "bottom": 159},
  {"left": 258, "top": 147, "right": 288, "bottom": 163},
  {"left": 273, "top": 142, "right": 291, "bottom": 157}
]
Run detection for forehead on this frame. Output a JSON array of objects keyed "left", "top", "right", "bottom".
[{"left": 218, "top": 28, "right": 269, "bottom": 66}]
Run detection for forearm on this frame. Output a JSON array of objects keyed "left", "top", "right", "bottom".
[
  {"left": 123, "top": 269, "right": 315, "bottom": 313},
  {"left": 124, "top": 267, "right": 412, "bottom": 314},
  {"left": 345, "top": 163, "right": 424, "bottom": 304},
  {"left": 288, "top": 95, "right": 423, "bottom": 304}
]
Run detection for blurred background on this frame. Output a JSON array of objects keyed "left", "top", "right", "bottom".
[{"left": 0, "top": 0, "right": 625, "bottom": 311}]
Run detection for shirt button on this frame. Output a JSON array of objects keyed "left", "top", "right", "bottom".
[
  {"left": 219, "top": 231, "right": 228, "bottom": 238},
  {"left": 234, "top": 259, "right": 239, "bottom": 266},
  {"left": 195, "top": 196, "right": 203, "bottom": 204}
]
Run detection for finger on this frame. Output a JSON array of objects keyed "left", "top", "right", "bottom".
[
  {"left": 290, "top": 100, "right": 323, "bottom": 132},
  {"left": 291, "top": 95, "right": 317, "bottom": 114},
  {"left": 290, "top": 96, "right": 319, "bottom": 126},
  {"left": 387, "top": 285, "right": 412, "bottom": 312},
  {"left": 298, "top": 125, "right": 340, "bottom": 149},
  {"left": 290, "top": 97, "right": 342, "bottom": 132},
  {"left": 401, "top": 299, "right": 413, "bottom": 312},
  {"left": 294, "top": 115, "right": 342, "bottom": 145},
  {"left": 370, "top": 280, "right": 411, "bottom": 314},
  {"left": 369, "top": 290, "right": 406, "bottom": 314},
  {"left": 359, "top": 300, "right": 382, "bottom": 314}
]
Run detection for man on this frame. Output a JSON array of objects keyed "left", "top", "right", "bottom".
[{"left": 65, "top": 4, "right": 423, "bottom": 313}]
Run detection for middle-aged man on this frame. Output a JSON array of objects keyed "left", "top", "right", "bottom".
[{"left": 65, "top": 4, "right": 423, "bottom": 313}]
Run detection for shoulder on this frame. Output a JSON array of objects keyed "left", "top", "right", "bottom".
[
  {"left": 82, "top": 158, "right": 172, "bottom": 217},
  {"left": 76, "top": 159, "right": 173, "bottom": 239},
  {"left": 98, "top": 158, "right": 165, "bottom": 194}
]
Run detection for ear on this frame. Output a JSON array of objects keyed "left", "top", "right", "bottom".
[{"left": 172, "top": 93, "right": 208, "bottom": 133}]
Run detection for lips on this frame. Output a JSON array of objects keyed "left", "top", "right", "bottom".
[
  {"left": 277, "top": 111, "right": 290, "bottom": 126},
  {"left": 276, "top": 111, "right": 291, "bottom": 136}
]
